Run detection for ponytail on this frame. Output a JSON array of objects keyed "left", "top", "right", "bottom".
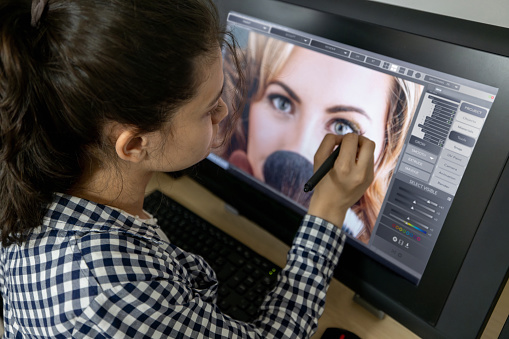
[
  {"left": 0, "top": 0, "right": 73, "bottom": 246},
  {"left": 0, "top": 1, "right": 44, "bottom": 246}
]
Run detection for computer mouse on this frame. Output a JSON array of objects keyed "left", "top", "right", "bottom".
[{"left": 321, "top": 327, "right": 362, "bottom": 339}]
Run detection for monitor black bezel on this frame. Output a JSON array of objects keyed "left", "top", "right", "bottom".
[{"left": 189, "top": 1, "right": 509, "bottom": 337}]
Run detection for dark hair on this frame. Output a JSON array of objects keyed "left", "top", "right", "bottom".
[{"left": 0, "top": 0, "right": 243, "bottom": 246}]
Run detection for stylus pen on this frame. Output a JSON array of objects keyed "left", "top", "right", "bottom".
[{"left": 303, "top": 145, "right": 341, "bottom": 192}]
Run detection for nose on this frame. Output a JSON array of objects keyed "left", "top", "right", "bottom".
[
  {"left": 211, "top": 97, "right": 228, "bottom": 125},
  {"left": 284, "top": 121, "right": 321, "bottom": 165}
]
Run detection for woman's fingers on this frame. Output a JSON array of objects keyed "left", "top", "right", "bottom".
[
  {"left": 308, "top": 133, "right": 375, "bottom": 227},
  {"left": 334, "top": 133, "right": 359, "bottom": 171},
  {"left": 353, "top": 135, "right": 376, "bottom": 184}
]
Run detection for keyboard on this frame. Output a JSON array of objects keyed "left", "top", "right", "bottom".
[{"left": 143, "top": 190, "right": 280, "bottom": 322}]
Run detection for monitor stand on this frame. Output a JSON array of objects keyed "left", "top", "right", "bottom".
[{"left": 353, "top": 294, "right": 386, "bottom": 320}]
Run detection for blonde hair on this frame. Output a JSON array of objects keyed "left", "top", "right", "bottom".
[
  {"left": 353, "top": 78, "right": 421, "bottom": 243},
  {"left": 222, "top": 33, "right": 422, "bottom": 243},
  {"left": 250, "top": 36, "right": 295, "bottom": 101}
]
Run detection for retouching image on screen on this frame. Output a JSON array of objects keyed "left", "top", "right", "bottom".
[{"left": 209, "top": 12, "right": 498, "bottom": 284}]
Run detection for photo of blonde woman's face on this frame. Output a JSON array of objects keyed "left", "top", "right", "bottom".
[{"left": 247, "top": 46, "right": 393, "bottom": 181}]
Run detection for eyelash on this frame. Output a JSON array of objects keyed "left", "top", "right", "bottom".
[
  {"left": 328, "top": 118, "right": 362, "bottom": 135},
  {"left": 268, "top": 94, "right": 293, "bottom": 114},
  {"left": 208, "top": 102, "right": 224, "bottom": 116}
]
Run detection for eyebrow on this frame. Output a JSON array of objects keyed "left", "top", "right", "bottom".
[
  {"left": 269, "top": 80, "right": 370, "bottom": 121},
  {"left": 326, "top": 105, "right": 371, "bottom": 121},
  {"left": 270, "top": 81, "right": 301, "bottom": 104}
]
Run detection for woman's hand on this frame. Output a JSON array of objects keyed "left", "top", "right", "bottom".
[{"left": 308, "top": 133, "right": 375, "bottom": 227}]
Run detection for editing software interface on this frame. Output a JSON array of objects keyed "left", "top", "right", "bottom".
[{"left": 212, "top": 12, "right": 499, "bottom": 283}]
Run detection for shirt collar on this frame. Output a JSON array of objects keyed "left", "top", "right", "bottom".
[{"left": 42, "top": 192, "right": 163, "bottom": 242}]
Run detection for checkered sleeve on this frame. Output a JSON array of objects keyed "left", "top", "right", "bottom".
[
  {"left": 70, "top": 231, "right": 267, "bottom": 338},
  {"left": 254, "top": 214, "right": 346, "bottom": 338},
  {"left": 72, "top": 281, "right": 265, "bottom": 338}
]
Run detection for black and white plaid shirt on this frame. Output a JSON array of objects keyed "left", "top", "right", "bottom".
[{"left": 0, "top": 193, "right": 345, "bottom": 338}]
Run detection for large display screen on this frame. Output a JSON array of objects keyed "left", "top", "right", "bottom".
[{"left": 210, "top": 12, "right": 499, "bottom": 284}]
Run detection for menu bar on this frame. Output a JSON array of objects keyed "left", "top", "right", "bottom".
[{"left": 227, "top": 13, "right": 497, "bottom": 104}]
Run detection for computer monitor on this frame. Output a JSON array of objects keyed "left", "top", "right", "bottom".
[{"left": 190, "top": 0, "right": 509, "bottom": 337}]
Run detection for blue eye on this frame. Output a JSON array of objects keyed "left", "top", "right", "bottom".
[
  {"left": 268, "top": 94, "right": 293, "bottom": 114},
  {"left": 330, "top": 119, "right": 360, "bottom": 135}
]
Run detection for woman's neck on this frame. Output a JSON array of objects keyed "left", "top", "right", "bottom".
[{"left": 69, "top": 163, "right": 154, "bottom": 219}]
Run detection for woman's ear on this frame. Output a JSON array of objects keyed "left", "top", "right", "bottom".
[{"left": 115, "top": 129, "right": 149, "bottom": 163}]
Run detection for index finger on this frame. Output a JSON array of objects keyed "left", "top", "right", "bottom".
[{"left": 334, "top": 133, "right": 360, "bottom": 169}]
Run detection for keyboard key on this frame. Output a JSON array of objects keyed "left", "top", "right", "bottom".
[
  {"left": 218, "top": 285, "right": 230, "bottom": 298},
  {"left": 246, "top": 304, "right": 258, "bottom": 317},
  {"left": 245, "top": 290, "right": 258, "bottom": 302},
  {"left": 228, "top": 252, "right": 246, "bottom": 267},
  {"left": 244, "top": 276, "right": 255, "bottom": 287},
  {"left": 239, "top": 298, "right": 250, "bottom": 310},
  {"left": 236, "top": 284, "right": 248, "bottom": 294},
  {"left": 217, "top": 265, "right": 235, "bottom": 281},
  {"left": 218, "top": 299, "right": 231, "bottom": 311},
  {"left": 228, "top": 275, "right": 243, "bottom": 288}
]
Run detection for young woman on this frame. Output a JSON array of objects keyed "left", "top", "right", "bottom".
[
  {"left": 0, "top": 0, "right": 375, "bottom": 337},
  {"left": 220, "top": 33, "right": 423, "bottom": 244}
]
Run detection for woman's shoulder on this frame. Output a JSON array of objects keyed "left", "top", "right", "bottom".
[
  {"left": 2, "top": 192, "right": 216, "bottom": 290},
  {"left": 30, "top": 193, "right": 193, "bottom": 283}
]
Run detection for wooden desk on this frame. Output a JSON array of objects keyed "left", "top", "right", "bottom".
[{"left": 147, "top": 172, "right": 508, "bottom": 339}]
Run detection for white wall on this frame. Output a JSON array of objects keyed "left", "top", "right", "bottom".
[{"left": 370, "top": 0, "right": 509, "bottom": 28}]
